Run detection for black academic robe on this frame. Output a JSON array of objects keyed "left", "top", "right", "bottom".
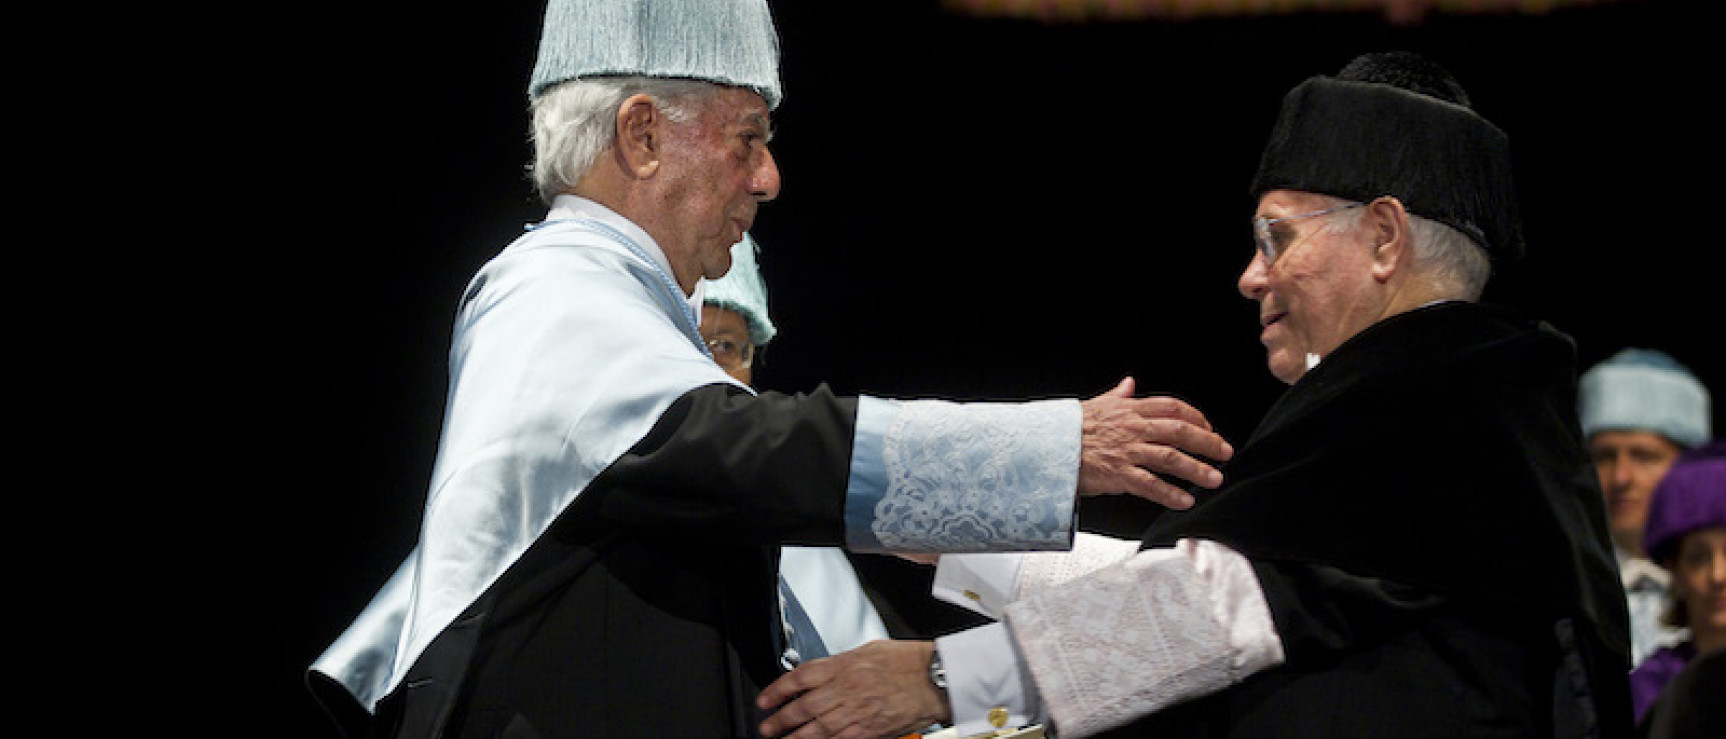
[
  {"left": 371, "top": 384, "right": 858, "bottom": 739},
  {"left": 1103, "top": 302, "right": 1632, "bottom": 739}
]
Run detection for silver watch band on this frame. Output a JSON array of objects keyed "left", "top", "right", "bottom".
[{"left": 928, "top": 647, "right": 948, "bottom": 692}]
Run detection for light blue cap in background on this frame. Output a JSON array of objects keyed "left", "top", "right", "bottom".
[
  {"left": 1578, "top": 348, "right": 1712, "bottom": 448},
  {"left": 702, "top": 233, "right": 777, "bottom": 346},
  {"left": 529, "top": 0, "right": 783, "bottom": 109}
]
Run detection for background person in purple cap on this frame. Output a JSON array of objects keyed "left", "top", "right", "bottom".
[{"left": 1628, "top": 441, "right": 1726, "bottom": 727}]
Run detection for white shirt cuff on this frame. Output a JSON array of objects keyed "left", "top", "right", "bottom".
[
  {"left": 933, "top": 553, "right": 1026, "bottom": 620},
  {"left": 936, "top": 622, "right": 1043, "bottom": 737}
]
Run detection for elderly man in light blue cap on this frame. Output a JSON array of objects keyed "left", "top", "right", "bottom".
[
  {"left": 305, "top": 1, "right": 1235, "bottom": 736},
  {"left": 1579, "top": 348, "right": 1714, "bottom": 666}
]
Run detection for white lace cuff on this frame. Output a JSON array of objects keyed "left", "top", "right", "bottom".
[
  {"left": 1003, "top": 539, "right": 1285, "bottom": 737},
  {"left": 1018, "top": 532, "right": 1142, "bottom": 595},
  {"left": 844, "top": 396, "right": 1080, "bottom": 553}
]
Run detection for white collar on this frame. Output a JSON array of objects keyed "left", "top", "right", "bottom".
[
  {"left": 1615, "top": 546, "right": 1670, "bottom": 589},
  {"left": 547, "top": 194, "right": 706, "bottom": 314},
  {"left": 1305, "top": 299, "right": 1467, "bottom": 371}
]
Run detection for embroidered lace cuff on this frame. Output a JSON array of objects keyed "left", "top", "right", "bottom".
[
  {"left": 1003, "top": 539, "right": 1284, "bottom": 737},
  {"left": 1018, "top": 532, "right": 1142, "bottom": 595},
  {"left": 845, "top": 397, "right": 1080, "bottom": 552}
]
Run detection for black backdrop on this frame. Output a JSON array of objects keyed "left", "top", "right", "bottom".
[{"left": 243, "top": 1, "right": 1718, "bottom": 734}]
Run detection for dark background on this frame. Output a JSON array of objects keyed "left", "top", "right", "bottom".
[{"left": 230, "top": 0, "right": 1717, "bottom": 734}]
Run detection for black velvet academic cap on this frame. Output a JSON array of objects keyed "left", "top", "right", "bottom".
[{"left": 1250, "top": 52, "right": 1525, "bottom": 265}]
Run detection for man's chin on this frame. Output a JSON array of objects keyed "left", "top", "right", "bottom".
[
  {"left": 1267, "top": 350, "right": 1307, "bottom": 385},
  {"left": 704, "top": 254, "right": 735, "bottom": 280}
]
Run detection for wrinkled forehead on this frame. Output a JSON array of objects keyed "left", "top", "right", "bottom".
[
  {"left": 690, "top": 85, "right": 773, "bottom": 127},
  {"left": 1254, "top": 189, "right": 1341, "bottom": 219}
]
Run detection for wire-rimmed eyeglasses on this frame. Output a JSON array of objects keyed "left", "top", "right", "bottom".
[
  {"left": 1252, "top": 202, "right": 1366, "bottom": 265},
  {"left": 705, "top": 336, "right": 756, "bottom": 370}
]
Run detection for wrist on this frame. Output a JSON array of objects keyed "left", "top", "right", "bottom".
[{"left": 926, "top": 642, "right": 954, "bottom": 723}]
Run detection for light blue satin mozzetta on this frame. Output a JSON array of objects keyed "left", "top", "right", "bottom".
[{"left": 311, "top": 202, "right": 743, "bottom": 711}]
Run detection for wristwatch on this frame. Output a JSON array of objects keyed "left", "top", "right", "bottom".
[{"left": 928, "top": 647, "right": 949, "bottom": 693}]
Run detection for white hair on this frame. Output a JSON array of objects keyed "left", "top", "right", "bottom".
[
  {"left": 528, "top": 76, "right": 722, "bottom": 204},
  {"left": 1316, "top": 194, "right": 1492, "bottom": 301},
  {"left": 1405, "top": 215, "right": 1492, "bottom": 301}
]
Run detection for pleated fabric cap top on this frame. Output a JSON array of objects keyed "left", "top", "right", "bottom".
[{"left": 529, "top": 0, "right": 783, "bottom": 109}]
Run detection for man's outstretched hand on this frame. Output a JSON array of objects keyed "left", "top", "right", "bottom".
[{"left": 1078, "top": 377, "right": 1233, "bottom": 510}]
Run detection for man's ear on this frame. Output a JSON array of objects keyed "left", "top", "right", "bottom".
[
  {"left": 1367, "top": 195, "right": 1412, "bottom": 283},
  {"left": 615, "top": 94, "right": 662, "bottom": 179}
]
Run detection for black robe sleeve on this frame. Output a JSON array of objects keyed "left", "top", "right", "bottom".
[{"left": 582, "top": 381, "right": 858, "bottom": 546}]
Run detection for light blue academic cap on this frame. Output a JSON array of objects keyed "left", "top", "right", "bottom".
[
  {"left": 703, "top": 233, "right": 777, "bottom": 346},
  {"left": 528, "top": 0, "right": 783, "bottom": 109},
  {"left": 1579, "top": 348, "right": 1712, "bottom": 448}
]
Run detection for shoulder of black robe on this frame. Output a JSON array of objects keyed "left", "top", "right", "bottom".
[
  {"left": 1142, "top": 301, "right": 1628, "bottom": 668},
  {"left": 378, "top": 382, "right": 860, "bottom": 739}
]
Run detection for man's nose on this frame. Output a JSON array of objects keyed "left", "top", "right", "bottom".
[
  {"left": 752, "top": 148, "right": 781, "bottom": 202},
  {"left": 1238, "top": 252, "right": 1268, "bottom": 300},
  {"left": 1597, "top": 459, "right": 1634, "bottom": 493}
]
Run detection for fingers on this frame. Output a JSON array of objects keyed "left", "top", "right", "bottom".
[
  {"left": 780, "top": 701, "right": 870, "bottom": 739},
  {"left": 1093, "top": 461, "right": 1197, "bottom": 510},
  {"left": 1095, "top": 436, "right": 1225, "bottom": 508},
  {"left": 1141, "top": 416, "right": 1234, "bottom": 470},
  {"left": 760, "top": 642, "right": 941, "bottom": 739},
  {"left": 758, "top": 660, "right": 830, "bottom": 714},
  {"left": 1122, "top": 394, "right": 1215, "bottom": 433},
  {"left": 758, "top": 677, "right": 833, "bottom": 737},
  {"left": 1083, "top": 387, "right": 1224, "bottom": 442},
  {"left": 758, "top": 669, "right": 882, "bottom": 739},
  {"left": 1079, "top": 386, "right": 1235, "bottom": 506},
  {"left": 761, "top": 693, "right": 843, "bottom": 738}
]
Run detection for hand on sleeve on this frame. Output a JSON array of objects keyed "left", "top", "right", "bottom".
[{"left": 1077, "top": 377, "right": 1234, "bottom": 510}]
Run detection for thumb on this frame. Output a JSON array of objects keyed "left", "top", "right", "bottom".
[{"left": 1106, "top": 376, "right": 1137, "bottom": 398}]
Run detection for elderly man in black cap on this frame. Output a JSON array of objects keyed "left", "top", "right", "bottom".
[{"left": 758, "top": 51, "right": 1632, "bottom": 739}]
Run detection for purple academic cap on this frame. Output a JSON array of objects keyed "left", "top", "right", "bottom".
[{"left": 1643, "top": 440, "right": 1726, "bottom": 565}]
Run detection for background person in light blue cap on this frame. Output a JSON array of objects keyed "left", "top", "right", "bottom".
[
  {"left": 699, "top": 233, "right": 778, "bottom": 381},
  {"left": 1579, "top": 348, "right": 1714, "bottom": 666},
  {"left": 700, "top": 234, "right": 897, "bottom": 658}
]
